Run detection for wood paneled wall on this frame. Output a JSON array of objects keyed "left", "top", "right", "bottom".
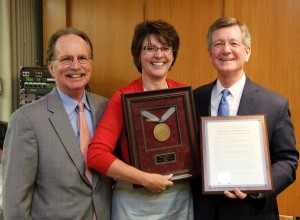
[{"left": 43, "top": 0, "right": 300, "bottom": 217}]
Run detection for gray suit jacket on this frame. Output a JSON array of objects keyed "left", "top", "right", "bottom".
[
  {"left": 2, "top": 88, "right": 112, "bottom": 220},
  {"left": 192, "top": 77, "right": 299, "bottom": 220}
]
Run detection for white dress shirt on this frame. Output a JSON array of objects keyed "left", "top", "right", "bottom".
[{"left": 211, "top": 74, "right": 246, "bottom": 116}]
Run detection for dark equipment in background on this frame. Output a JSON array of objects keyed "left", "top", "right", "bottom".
[{"left": 18, "top": 66, "right": 55, "bottom": 108}]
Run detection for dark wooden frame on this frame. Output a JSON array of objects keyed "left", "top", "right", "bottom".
[{"left": 122, "top": 86, "right": 199, "bottom": 181}]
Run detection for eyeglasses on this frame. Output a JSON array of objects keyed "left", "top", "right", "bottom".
[
  {"left": 52, "top": 54, "right": 92, "bottom": 65},
  {"left": 211, "top": 40, "right": 246, "bottom": 49},
  {"left": 143, "top": 46, "right": 174, "bottom": 54}
]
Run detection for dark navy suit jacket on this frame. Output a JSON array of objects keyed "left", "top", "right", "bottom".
[{"left": 192, "top": 77, "right": 298, "bottom": 220}]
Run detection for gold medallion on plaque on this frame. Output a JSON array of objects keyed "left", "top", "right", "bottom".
[{"left": 153, "top": 123, "right": 171, "bottom": 142}]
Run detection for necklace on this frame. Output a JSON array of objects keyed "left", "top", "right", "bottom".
[{"left": 143, "top": 81, "right": 168, "bottom": 91}]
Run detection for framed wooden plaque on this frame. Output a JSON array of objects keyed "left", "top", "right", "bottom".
[{"left": 122, "top": 86, "right": 199, "bottom": 181}]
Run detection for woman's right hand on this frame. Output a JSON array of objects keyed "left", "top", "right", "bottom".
[
  {"left": 107, "top": 159, "right": 174, "bottom": 192},
  {"left": 142, "top": 173, "right": 174, "bottom": 193}
]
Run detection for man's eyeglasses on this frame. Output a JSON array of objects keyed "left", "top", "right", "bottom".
[
  {"left": 143, "top": 46, "right": 174, "bottom": 54},
  {"left": 52, "top": 55, "right": 92, "bottom": 65}
]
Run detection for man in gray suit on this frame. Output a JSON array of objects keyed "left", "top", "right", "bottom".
[
  {"left": 192, "top": 17, "right": 298, "bottom": 220},
  {"left": 2, "top": 28, "right": 112, "bottom": 219}
]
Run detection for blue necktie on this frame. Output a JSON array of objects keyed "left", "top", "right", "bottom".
[{"left": 218, "top": 89, "right": 230, "bottom": 116}]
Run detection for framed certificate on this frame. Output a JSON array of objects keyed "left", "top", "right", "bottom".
[
  {"left": 122, "top": 86, "right": 199, "bottom": 180},
  {"left": 200, "top": 115, "right": 273, "bottom": 194}
]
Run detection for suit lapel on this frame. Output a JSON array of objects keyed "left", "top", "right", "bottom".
[
  {"left": 47, "top": 89, "right": 88, "bottom": 183},
  {"left": 86, "top": 93, "right": 100, "bottom": 187},
  {"left": 204, "top": 82, "right": 215, "bottom": 116},
  {"left": 238, "top": 77, "right": 262, "bottom": 115},
  {"left": 87, "top": 93, "right": 99, "bottom": 130}
]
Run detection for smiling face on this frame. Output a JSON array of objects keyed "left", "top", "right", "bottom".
[
  {"left": 208, "top": 25, "right": 251, "bottom": 81},
  {"left": 48, "top": 34, "right": 92, "bottom": 100},
  {"left": 140, "top": 34, "right": 174, "bottom": 82}
]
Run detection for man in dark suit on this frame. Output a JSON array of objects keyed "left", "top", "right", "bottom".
[
  {"left": 192, "top": 17, "right": 298, "bottom": 220},
  {"left": 2, "top": 28, "right": 112, "bottom": 219}
]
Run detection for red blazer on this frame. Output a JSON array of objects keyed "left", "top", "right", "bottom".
[{"left": 87, "top": 76, "right": 185, "bottom": 174}]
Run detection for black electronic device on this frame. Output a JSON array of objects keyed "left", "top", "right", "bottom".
[{"left": 19, "top": 66, "right": 55, "bottom": 107}]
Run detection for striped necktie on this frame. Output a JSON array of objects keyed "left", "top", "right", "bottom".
[{"left": 78, "top": 102, "right": 93, "bottom": 183}]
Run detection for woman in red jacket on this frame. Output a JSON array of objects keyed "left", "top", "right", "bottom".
[{"left": 87, "top": 20, "right": 193, "bottom": 219}]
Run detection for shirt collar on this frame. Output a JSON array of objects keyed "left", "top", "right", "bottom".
[
  {"left": 56, "top": 87, "right": 91, "bottom": 116},
  {"left": 216, "top": 74, "right": 246, "bottom": 100}
]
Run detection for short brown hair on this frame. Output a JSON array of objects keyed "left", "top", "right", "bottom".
[
  {"left": 207, "top": 17, "right": 251, "bottom": 48},
  {"left": 46, "top": 28, "right": 93, "bottom": 63},
  {"left": 131, "top": 19, "right": 180, "bottom": 73}
]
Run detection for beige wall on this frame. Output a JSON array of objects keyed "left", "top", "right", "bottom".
[{"left": 43, "top": 0, "right": 300, "bottom": 217}]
